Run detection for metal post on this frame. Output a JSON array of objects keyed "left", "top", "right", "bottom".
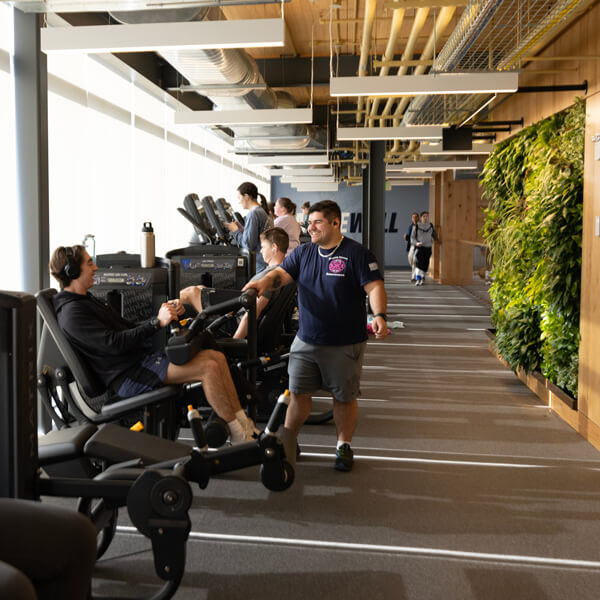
[
  {"left": 14, "top": 9, "right": 49, "bottom": 294},
  {"left": 368, "top": 141, "right": 385, "bottom": 271},
  {"left": 362, "top": 166, "right": 369, "bottom": 248}
]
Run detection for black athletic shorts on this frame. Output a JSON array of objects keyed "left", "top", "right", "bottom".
[{"left": 114, "top": 352, "right": 169, "bottom": 399}]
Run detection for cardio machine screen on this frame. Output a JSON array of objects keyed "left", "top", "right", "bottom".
[{"left": 175, "top": 255, "right": 246, "bottom": 289}]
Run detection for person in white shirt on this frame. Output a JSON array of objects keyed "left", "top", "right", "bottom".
[{"left": 274, "top": 197, "right": 302, "bottom": 255}]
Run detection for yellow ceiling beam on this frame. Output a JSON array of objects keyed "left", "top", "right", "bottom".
[{"left": 384, "top": 0, "right": 468, "bottom": 9}]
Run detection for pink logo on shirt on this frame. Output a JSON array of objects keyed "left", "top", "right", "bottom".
[{"left": 328, "top": 258, "right": 347, "bottom": 274}]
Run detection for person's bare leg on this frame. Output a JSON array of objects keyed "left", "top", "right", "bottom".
[
  {"left": 164, "top": 349, "right": 238, "bottom": 421},
  {"left": 333, "top": 398, "right": 358, "bottom": 443},
  {"left": 178, "top": 285, "right": 205, "bottom": 313},
  {"left": 284, "top": 393, "right": 313, "bottom": 434},
  {"left": 280, "top": 392, "right": 312, "bottom": 468}
]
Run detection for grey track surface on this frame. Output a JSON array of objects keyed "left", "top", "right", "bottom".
[{"left": 91, "top": 270, "right": 600, "bottom": 599}]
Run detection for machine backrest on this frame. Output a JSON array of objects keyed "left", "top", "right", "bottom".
[
  {"left": 256, "top": 283, "right": 297, "bottom": 353},
  {"left": 36, "top": 289, "right": 109, "bottom": 414}
]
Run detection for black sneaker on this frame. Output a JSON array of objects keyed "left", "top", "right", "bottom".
[{"left": 334, "top": 443, "right": 354, "bottom": 472}]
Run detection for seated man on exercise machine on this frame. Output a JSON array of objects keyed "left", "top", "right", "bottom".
[
  {"left": 49, "top": 245, "right": 257, "bottom": 443},
  {"left": 179, "top": 227, "right": 290, "bottom": 339}
]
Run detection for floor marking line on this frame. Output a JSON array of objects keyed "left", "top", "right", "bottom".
[
  {"left": 367, "top": 342, "right": 486, "bottom": 349},
  {"left": 297, "top": 444, "right": 600, "bottom": 465},
  {"left": 362, "top": 366, "right": 514, "bottom": 376},
  {"left": 300, "top": 452, "right": 551, "bottom": 469},
  {"left": 114, "top": 527, "right": 600, "bottom": 570},
  {"left": 388, "top": 304, "right": 488, "bottom": 309},
  {"left": 388, "top": 314, "right": 490, "bottom": 319}
]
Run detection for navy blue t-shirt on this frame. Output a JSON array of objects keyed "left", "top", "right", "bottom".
[{"left": 280, "top": 237, "right": 383, "bottom": 345}]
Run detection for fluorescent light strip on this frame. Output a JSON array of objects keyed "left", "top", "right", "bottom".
[
  {"left": 271, "top": 167, "right": 334, "bottom": 177},
  {"left": 174, "top": 108, "right": 312, "bottom": 126},
  {"left": 388, "top": 180, "right": 424, "bottom": 186},
  {"left": 282, "top": 176, "right": 336, "bottom": 184},
  {"left": 330, "top": 72, "right": 519, "bottom": 97},
  {"left": 41, "top": 18, "right": 285, "bottom": 54},
  {"left": 293, "top": 183, "right": 339, "bottom": 192},
  {"left": 248, "top": 154, "right": 329, "bottom": 166},
  {"left": 337, "top": 126, "right": 444, "bottom": 141},
  {"left": 385, "top": 173, "right": 434, "bottom": 179},
  {"left": 387, "top": 160, "right": 478, "bottom": 171},
  {"left": 420, "top": 142, "right": 494, "bottom": 155}
]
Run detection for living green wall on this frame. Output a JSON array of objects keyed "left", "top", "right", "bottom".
[{"left": 482, "top": 99, "right": 584, "bottom": 397}]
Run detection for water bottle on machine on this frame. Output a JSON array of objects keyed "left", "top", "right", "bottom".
[
  {"left": 82, "top": 234, "right": 95, "bottom": 262},
  {"left": 140, "top": 222, "right": 155, "bottom": 268}
]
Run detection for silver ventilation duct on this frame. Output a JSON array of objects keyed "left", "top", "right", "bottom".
[{"left": 110, "top": 7, "right": 322, "bottom": 151}]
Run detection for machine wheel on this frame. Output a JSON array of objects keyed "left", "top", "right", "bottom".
[
  {"left": 77, "top": 497, "right": 118, "bottom": 559},
  {"left": 260, "top": 460, "right": 295, "bottom": 492}
]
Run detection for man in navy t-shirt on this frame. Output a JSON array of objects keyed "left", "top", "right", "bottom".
[{"left": 244, "top": 200, "right": 388, "bottom": 472}]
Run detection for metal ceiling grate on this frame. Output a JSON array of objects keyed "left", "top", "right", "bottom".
[{"left": 403, "top": 0, "right": 590, "bottom": 125}]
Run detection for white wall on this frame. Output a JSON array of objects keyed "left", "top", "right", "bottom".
[{"left": 0, "top": 5, "right": 268, "bottom": 290}]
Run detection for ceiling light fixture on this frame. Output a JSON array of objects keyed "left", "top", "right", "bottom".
[
  {"left": 41, "top": 18, "right": 285, "bottom": 54},
  {"left": 174, "top": 108, "right": 312, "bottom": 127},
  {"left": 293, "top": 182, "right": 339, "bottom": 192},
  {"left": 387, "top": 160, "right": 478, "bottom": 172},
  {"left": 337, "top": 126, "right": 444, "bottom": 141},
  {"left": 281, "top": 176, "right": 337, "bottom": 184},
  {"left": 420, "top": 142, "right": 494, "bottom": 155},
  {"left": 248, "top": 154, "right": 330, "bottom": 166},
  {"left": 271, "top": 167, "right": 334, "bottom": 176},
  {"left": 388, "top": 180, "right": 425, "bottom": 186},
  {"left": 330, "top": 72, "right": 519, "bottom": 97}
]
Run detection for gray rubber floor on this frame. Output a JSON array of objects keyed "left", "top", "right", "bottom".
[{"left": 93, "top": 271, "right": 600, "bottom": 599}]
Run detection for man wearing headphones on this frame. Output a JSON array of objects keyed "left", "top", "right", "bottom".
[
  {"left": 48, "top": 245, "right": 257, "bottom": 443},
  {"left": 243, "top": 200, "right": 388, "bottom": 472}
]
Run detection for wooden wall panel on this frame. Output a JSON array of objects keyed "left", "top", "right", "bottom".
[
  {"left": 491, "top": 3, "right": 600, "bottom": 140},
  {"left": 429, "top": 173, "right": 441, "bottom": 280},
  {"left": 438, "top": 175, "right": 482, "bottom": 285},
  {"left": 578, "top": 93, "right": 600, "bottom": 427}
]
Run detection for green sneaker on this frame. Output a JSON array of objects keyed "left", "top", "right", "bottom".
[{"left": 334, "top": 443, "right": 354, "bottom": 472}]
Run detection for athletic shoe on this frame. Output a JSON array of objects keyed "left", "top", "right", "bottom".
[
  {"left": 414, "top": 280, "right": 420, "bottom": 287},
  {"left": 230, "top": 428, "right": 255, "bottom": 444},
  {"left": 334, "top": 443, "right": 354, "bottom": 472}
]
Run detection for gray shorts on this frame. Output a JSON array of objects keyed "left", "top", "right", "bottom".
[{"left": 288, "top": 337, "right": 366, "bottom": 403}]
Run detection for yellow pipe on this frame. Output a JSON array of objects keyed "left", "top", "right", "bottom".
[{"left": 356, "top": 0, "right": 377, "bottom": 124}]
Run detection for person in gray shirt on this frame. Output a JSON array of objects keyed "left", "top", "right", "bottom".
[{"left": 410, "top": 211, "right": 440, "bottom": 286}]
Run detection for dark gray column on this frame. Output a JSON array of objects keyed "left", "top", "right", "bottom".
[
  {"left": 368, "top": 141, "right": 385, "bottom": 270},
  {"left": 361, "top": 166, "right": 369, "bottom": 248},
  {"left": 14, "top": 10, "right": 49, "bottom": 294}
]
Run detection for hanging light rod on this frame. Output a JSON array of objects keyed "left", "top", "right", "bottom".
[
  {"left": 41, "top": 18, "right": 284, "bottom": 54},
  {"left": 330, "top": 73, "right": 519, "bottom": 97},
  {"left": 248, "top": 154, "right": 330, "bottom": 166},
  {"left": 337, "top": 126, "right": 444, "bottom": 141},
  {"left": 174, "top": 108, "right": 312, "bottom": 126}
]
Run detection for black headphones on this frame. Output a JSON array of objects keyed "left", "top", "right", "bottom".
[{"left": 63, "top": 247, "right": 81, "bottom": 281}]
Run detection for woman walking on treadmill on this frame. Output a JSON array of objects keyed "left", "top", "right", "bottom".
[{"left": 225, "top": 182, "right": 273, "bottom": 273}]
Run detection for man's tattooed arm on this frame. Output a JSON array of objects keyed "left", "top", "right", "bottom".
[{"left": 271, "top": 273, "right": 283, "bottom": 290}]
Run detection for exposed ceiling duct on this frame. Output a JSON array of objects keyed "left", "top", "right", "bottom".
[{"left": 110, "top": 7, "right": 324, "bottom": 153}]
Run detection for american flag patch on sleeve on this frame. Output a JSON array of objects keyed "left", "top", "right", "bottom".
[{"left": 369, "top": 262, "right": 378, "bottom": 271}]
